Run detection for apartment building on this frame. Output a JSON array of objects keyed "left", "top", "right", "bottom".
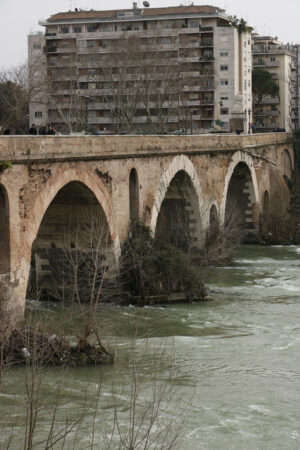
[
  {"left": 252, "top": 35, "right": 297, "bottom": 132},
  {"left": 28, "top": 5, "right": 252, "bottom": 134},
  {"left": 292, "top": 44, "right": 300, "bottom": 129}
]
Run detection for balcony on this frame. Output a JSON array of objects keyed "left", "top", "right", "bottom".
[
  {"left": 254, "top": 110, "right": 280, "bottom": 117},
  {"left": 179, "top": 27, "right": 202, "bottom": 35},
  {"left": 44, "top": 46, "right": 57, "bottom": 54},
  {"left": 54, "top": 47, "right": 77, "bottom": 54},
  {"left": 198, "top": 26, "right": 214, "bottom": 33},
  {"left": 252, "top": 46, "right": 295, "bottom": 56},
  {"left": 256, "top": 122, "right": 280, "bottom": 129},
  {"left": 260, "top": 97, "right": 280, "bottom": 105},
  {"left": 179, "top": 43, "right": 201, "bottom": 49},
  {"left": 253, "top": 60, "right": 280, "bottom": 68},
  {"left": 200, "top": 40, "right": 213, "bottom": 47},
  {"left": 179, "top": 57, "right": 200, "bottom": 63},
  {"left": 180, "top": 71, "right": 201, "bottom": 77}
]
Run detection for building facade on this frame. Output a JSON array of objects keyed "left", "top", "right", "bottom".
[
  {"left": 28, "top": 5, "right": 252, "bottom": 134},
  {"left": 252, "top": 35, "right": 297, "bottom": 132}
]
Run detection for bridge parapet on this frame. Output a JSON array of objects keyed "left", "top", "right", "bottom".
[{"left": 0, "top": 133, "right": 292, "bottom": 162}]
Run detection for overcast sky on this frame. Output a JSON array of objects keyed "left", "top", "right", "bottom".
[{"left": 0, "top": 0, "right": 298, "bottom": 70}]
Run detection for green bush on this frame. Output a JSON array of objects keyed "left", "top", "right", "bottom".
[
  {"left": 0, "top": 161, "right": 12, "bottom": 173},
  {"left": 121, "top": 221, "right": 205, "bottom": 302}
]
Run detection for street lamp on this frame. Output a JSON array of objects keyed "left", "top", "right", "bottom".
[
  {"left": 185, "top": 102, "right": 188, "bottom": 135},
  {"left": 248, "top": 108, "right": 251, "bottom": 134},
  {"left": 113, "top": 105, "right": 119, "bottom": 134},
  {"left": 83, "top": 95, "right": 90, "bottom": 134},
  {"left": 190, "top": 109, "right": 194, "bottom": 135},
  {"left": 217, "top": 101, "right": 223, "bottom": 131}
]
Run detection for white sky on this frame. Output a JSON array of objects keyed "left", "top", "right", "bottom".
[{"left": 0, "top": 0, "right": 298, "bottom": 70}]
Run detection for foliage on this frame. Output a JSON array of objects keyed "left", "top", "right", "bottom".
[
  {"left": 252, "top": 69, "right": 280, "bottom": 104},
  {"left": 0, "top": 161, "right": 12, "bottom": 173},
  {"left": 235, "top": 18, "right": 253, "bottom": 34},
  {"left": 0, "top": 64, "right": 29, "bottom": 133},
  {"left": 121, "top": 221, "right": 205, "bottom": 302},
  {"left": 218, "top": 16, "right": 253, "bottom": 33},
  {"left": 292, "top": 128, "right": 300, "bottom": 169}
]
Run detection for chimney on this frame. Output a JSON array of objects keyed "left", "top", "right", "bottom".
[{"left": 133, "top": 2, "right": 137, "bottom": 9}]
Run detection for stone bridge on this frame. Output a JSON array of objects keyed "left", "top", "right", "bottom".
[{"left": 0, "top": 133, "right": 293, "bottom": 318}]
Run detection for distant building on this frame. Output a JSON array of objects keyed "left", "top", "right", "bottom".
[
  {"left": 252, "top": 35, "right": 297, "bottom": 132},
  {"left": 28, "top": 4, "right": 252, "bottom": 134},
  {"left": 28, "top": 33, "right": 48, "bottom": 130}
]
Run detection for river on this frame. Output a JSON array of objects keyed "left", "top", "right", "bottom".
[{"left": 1, "top": 245, "right": 300, "bottom": 449}]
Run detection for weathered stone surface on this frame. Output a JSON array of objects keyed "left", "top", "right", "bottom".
[{"left": 0, "top": 133, "right": 293, "bottom": 317}]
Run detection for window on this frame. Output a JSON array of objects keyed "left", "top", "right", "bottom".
[
  {"left": 220, "top": 95, "right": 228, "bottom": 100},
  {"left": 189, "top": 20, "right": 198, "bottom": 28},
  {"left": 35, "top": 111, "right": 42, "bottom": 118},
  {"left": 87, "top": 25, "right": 97, "bottom": 32},
  {"left": 220, "top": 65, "right": 228, "bottom": 71},
  {"left": 220, "top": 80, "right": 228, "bottom": 86},
  {"left": 61, "top": 41, "right": 69, "bottom": 48},
  {"left": 33, "top": 44, "right": 41, "bottom": 49},
  {"left": 244, "top": 41, "right": 246, "bottom": 48},
  {"left": 220, "top": 108, "right": 229, "bottom": 115},
  {"left": 162, "top": 22, "right": 171, "bottom": 29},
  {"left": 62, "top": 56, "right": 70, "bottom": 64},
  {"left": 271, "top": 57, "right": 276, "bottom": 62},
  {"left": 74, "top": 26, "right": 82, "bottom": 33},
  {"left": 60, "top": 27, "right": 69, "bottom": 34},
  {"left": 78, "top": 40, "right": 86, "bottom": 48},
  {"left": 162, "top": 37, "right": 171, "bottom": 45},
  {"left": 49, "top": 57, "right": 57, "bottom": 66},
  {"left": 87, "top": 40, "right": 95, "bottom": 47},
  {"left": 220, "top": 51, "right": 228, "bottom": 57}
]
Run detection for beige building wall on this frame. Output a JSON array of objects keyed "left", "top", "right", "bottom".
[{"left": 28, "top": 34, "right": 48, "bottom": 130}]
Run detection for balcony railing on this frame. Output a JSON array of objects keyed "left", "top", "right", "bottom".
[
  {"left": 253, "top": 60, "right": 280, "bottom": 67},
  {"left": 255, "top": 122, "right": 280, "bottom": 129},
  {"left": 260, "top": 97, "right": 280, "bottom": 104},
  {"left": 254, "top": 110, "right": 280, "bottom": 117}
]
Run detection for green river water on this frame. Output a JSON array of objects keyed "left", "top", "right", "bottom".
[{"left": 1, "top": 245, "right": 300, "bottom": 449}]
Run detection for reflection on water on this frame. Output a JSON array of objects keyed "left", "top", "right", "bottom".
[{"left": 1, "top": 245, "right": 300, "bottom": 449}]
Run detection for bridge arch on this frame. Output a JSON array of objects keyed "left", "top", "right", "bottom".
[
  {"left": 150, "top": 155, "right": 203, "bottom": 248},
  {"left": 221, "top": 151, "right": 259, "bottom": 231},
  {"left": 0, "top": 183, "right": 10, "bottom": 274},
  {"left": 26, "top": 172, "right": 119, "bottom": 300},
  {"left": 282, "top": 149, "right": 293, "bottom": 181},
  {"left": 24, "top": 166, "right": 120, "bottom": 262}
]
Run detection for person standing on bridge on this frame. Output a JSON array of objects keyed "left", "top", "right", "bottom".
[
  {"left": 39, "top": 125, "right": 47, "bottom": 135},
  {"left": 29, "top": 124, "right": 37, "bottom": 135}
]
